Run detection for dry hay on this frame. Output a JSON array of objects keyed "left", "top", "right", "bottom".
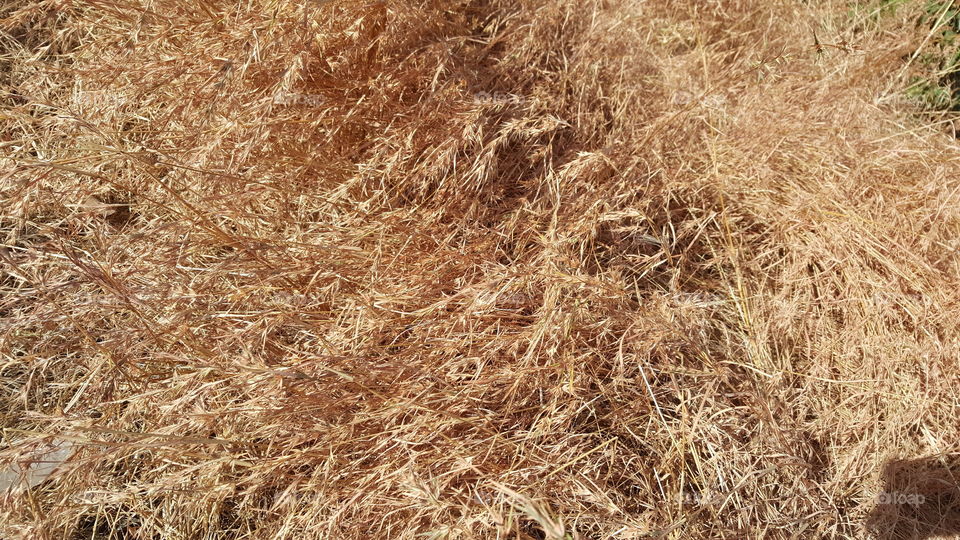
[{"left": 2, "top": 0, "right": 960, "bottom": 538}]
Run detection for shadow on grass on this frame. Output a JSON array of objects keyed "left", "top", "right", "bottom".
[{"left": 866, "top": 455, "right": 960, "bottom": 539}]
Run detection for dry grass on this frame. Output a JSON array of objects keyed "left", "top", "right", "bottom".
[{"left": 2, "top": 0, "right": 960, "bottom": 538}]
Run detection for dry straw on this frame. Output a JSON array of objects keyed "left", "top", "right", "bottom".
[{"left": 2, "top": 0, "right": 960, "bottom": 538}]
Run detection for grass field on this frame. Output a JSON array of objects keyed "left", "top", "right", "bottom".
[{"left": 2, "top": 0, "right": 960, "bottom": 538}]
